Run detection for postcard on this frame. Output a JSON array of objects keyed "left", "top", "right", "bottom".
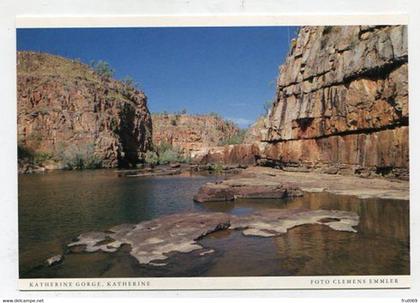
[{"left": 15, "top": 17, "right": 409, "bottom": 290}]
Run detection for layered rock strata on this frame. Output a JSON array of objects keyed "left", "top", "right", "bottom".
[
  {"left": 191, "top": 143, "right": 260, "bottom": 166},
  {"left": 152, "top": 113, "right": 239, "bottom": 155},
  {"left": 17, "top": 51, "right": 153, "bottom": 169},
  {"left": 261, "top": 25, "right": 409, "bottom": 179}
]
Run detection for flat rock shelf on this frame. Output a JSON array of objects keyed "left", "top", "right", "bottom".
[
  {"left": 197, "top": 166, "right": 409, "bottom": 201},
  {"left": 67, "top": 209, "right": 359, "bottom": 266}
]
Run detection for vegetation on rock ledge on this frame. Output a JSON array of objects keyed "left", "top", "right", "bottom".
[{"left": 144, "top": 141, "right": 192, "bottom": 166}]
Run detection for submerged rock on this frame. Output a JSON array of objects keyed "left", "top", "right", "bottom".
[
  {"left": 45, "top": 254, "right": 63, "bottom": 266},
  {"left": 68, "top": 231, "right": 123, "bottom": 253},
  {"left": 230, "top": 209, "right": 359, "bottom": 237},
  {"left": 66, "top": 209, "right": 359, "bottom": 266},
  {"left": 199, "top": 249, "right": 215, "bottom": 256}
]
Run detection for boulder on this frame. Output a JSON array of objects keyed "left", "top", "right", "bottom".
[
  {"left": 193, "top": 183, "right": 235, "bottom": 202},
  {"left": 194, "top": 177, "right": 303, "bottom": 202}
]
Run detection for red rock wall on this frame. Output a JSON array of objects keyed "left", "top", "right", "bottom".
[
  {"left": 193, "top": 144, "right": 260, "bottom": 166},
  {"left": 152, "top": 113, "right": 240, "bottom": 156},
  {"left": 261, "top": 25, "right": 409, "bottom": 178},
  {"left": 17, "top": 52, "right": 153, "bottom": 168}
]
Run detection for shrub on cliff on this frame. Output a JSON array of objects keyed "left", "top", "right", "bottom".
[
  {"left": 90, "top": 60, "right": 114, "bottom": 78},
  {"left": 144, "top": 151, "right": 159, "bottom": 167},
  {"left": 18, "top": 143, "right": 34, "bottom": 161},
  {"left": 33, "top": 151, "right": 53, "bottom": 165},
  {"left": 145, "top": 142, "right": 191, "bottom": 165},
  {"left": 155, "top": 141, "right": 172, "bottom": 154},
  {"left": 121, "top": 75, "right": 142, "bottom": 94},
  {"left": 57, "top": 143, "right": 102, "bottom": 170},
  {"left": 209, "top": 163, "right": 224, "bottom": 173},
  {"left": 219, "top": 129, "right": 247, "bottom": 145},
  {"left": 159, "top": 149, "right": 181, "bottom": 164},
  {"left": 18, "top": 143, "right": 53, "bottom": 165},
  {"left": 208, "top": 112, "right": 221, "bottom": 119}
]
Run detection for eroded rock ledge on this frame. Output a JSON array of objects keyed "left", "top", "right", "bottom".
[
  {"left": 194, "top": 166, "right": 409, "bottom": 201},
  {"left": 67, "top": 209, "right": 359, "bottom": 266}
]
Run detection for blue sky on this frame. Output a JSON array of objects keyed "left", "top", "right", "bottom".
[{"left": 17, "top": 26, "right": 298, "bottom": 128}]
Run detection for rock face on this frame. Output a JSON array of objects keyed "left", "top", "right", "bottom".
[
  {"left": 184, "top": 116, "right": 266, "bottom": 166},
  {"left": 191, "top": 143, "right": 260, "bottom": 166},
  {"left": 17, "top": 51, "right": 153, "bottom": 169},
  {"left": 152, "top": 113, "right": 240, "bottom": 156},
  {"left": 261, "top": 26, "right": 409, "bottom": 179},
  {"left": 243, "top": 116, "right": 266, "bottom": 144}
]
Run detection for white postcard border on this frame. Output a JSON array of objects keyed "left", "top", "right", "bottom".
[
  {"left": 19, "top": 276, "right": 410, "bottom": 291},
  {"left": 12, "top": 13, "right": 413, "bottom": 293},
  {"left": 15, "top": 14, "right": 408, "bottom": 28}
]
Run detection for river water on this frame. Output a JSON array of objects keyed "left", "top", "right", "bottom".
[{"left": 18, "top": 169, "right": 409, "bottom": 278}]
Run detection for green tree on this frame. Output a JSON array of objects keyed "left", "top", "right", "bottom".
[
  {"left": 208, "top": 112, "right": 221, "bottom": 119},
  {"left": 90, "top": 60, "right": 115, "bottom": 78},
  {"left": 121, "top": 75, "right": 141, "bottom": 90}
]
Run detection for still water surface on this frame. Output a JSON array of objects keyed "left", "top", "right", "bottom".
[{"left": 19, "top": 169, "right": 409, "bottom": 277}]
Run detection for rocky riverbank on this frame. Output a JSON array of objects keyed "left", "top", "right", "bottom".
[
  {"left": 195, "top": 166, "right": 409, "bottom": 201},
  {"left": 116, "top": 163, "right": 248, "bottom": 177}
]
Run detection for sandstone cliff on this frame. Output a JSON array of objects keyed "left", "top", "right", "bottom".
[
  {"left": 152, "top": 113, "right": 240, "bottom": 156},
  {"left": 17, "top": 51, "right": 153, "bottom": 170},
  {"left": 260, "top": 25, "right": 408, "bottom": 179},
  {"left": 243, "top": 116, "right": 266, "bottom": 144}
]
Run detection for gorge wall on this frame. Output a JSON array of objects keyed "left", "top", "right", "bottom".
[
  {"left": 260, "top": 25, "right": 409, "bottom": 179},
  {"left": 152, "top": 113, "right": 240, "bottom": 156},
  {"left": 152, "top": 113, "right": 261, "bottom": 166},
  {"left": 17, "top": 51, "right": 153, "bottom": 170}
]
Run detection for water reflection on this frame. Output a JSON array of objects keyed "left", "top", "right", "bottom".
[
  {"left": 18, "top": 170, "right": 221, "bottom": 275},
  {"left": 197, "top": 193, "right": 409, "bottom": 276},
  {"left": 19, "top": 170, "right": 409, "bottom": 277},
  {"left": 197, "top": 192, "right": 409, "bottom": 243}
]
